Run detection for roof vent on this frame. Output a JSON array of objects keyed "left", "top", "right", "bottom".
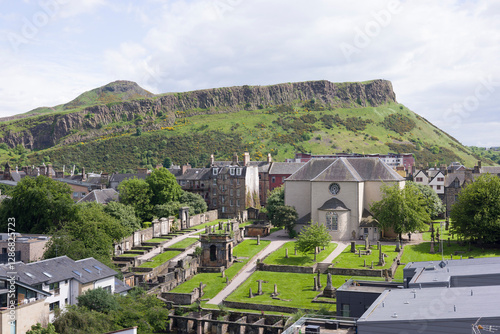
[
  {"left": 42, "top": 272, "right": 52, "bottom": 278},
  {"left": 424, "top": 265, "right": 436, "bottom": 271},
  {"left": 439, "top": 261, "right": 446, "bottom": 268},
  {"left": 391, "top": 312, "right": 398, "bottom": 318}
]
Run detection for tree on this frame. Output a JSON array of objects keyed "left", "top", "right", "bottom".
[
  {"left": 103, "top": 201, "right": 142, "bottom": 234},
  {"left": 146, "top": 167, "right": 183, "bottom": 205},
  {"left": 163, "top": 156, "right": 172, "bottom": 168},
  {"left": 266, "top": 185, "right": 285, "bottom": 223},
  {"left": 272, "top": 205, "right": 298, "bottom": 237},
  {"left": 44, "top": 203, "right": 127, "bottom": 267},
  {"left": 450, "top": 173, "right": 500, "bottom": 244},
  {"left": 410, "top": 181, "right": 445, "bottom": 219},
  {"left": 53, "top": 305, "right": 117, "bottom": 334},
  {"left": 77, "top": 287, "right": 119, "bottom": 313},
  {"left": 26, "top": 323, "right": 58, "bottom": 334},
  {"left": 118, "top": 177, "right": 152, "bottom": 221},
  {"left": 179, "top": 191, "right": 207, "bottom": 214},
  {"left": 370, "top": 182, "right": 429, "bottom": 240},
  {"left": 295, "top": 222, "right": 332, "bottom": 255},
  {"left": 0, "top": 175, "right": 75, "bottom": 233}
]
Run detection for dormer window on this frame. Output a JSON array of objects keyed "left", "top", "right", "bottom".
[
  {"left": 236, "top": 168, "right": 242, "bottom": 176},
  {"left": 213, "top": 168, "right": 218, "bottom": 176},
  {"left": 230, "top": 168, "right": 235, "bottom": 176}
]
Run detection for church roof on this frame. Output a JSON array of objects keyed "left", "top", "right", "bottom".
[
  {"left": 313, "top": 158, "right": 363, "bottom": 182},
  {"left": 286, "top": 159, "right": 337, "bottom": 181},
  {"left": 287, "top": 157, "right": 404, "bottom": 182},
  {"left": 318, "top": 198, "right": 350, "bottom": 211}
]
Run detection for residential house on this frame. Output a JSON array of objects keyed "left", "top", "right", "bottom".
[
  {"left": 77, "top": 188, "right": 119, "bottom": 204},
  {"left": 268, "top": 161, "right": 306, "bottom": 193},
  {"left": 0, "top": 256, "right": 128, "bottom": 322},
  {"left": 0, "top": 234, "right": 49, "bottom": 264},
  {"left": 285, "top": 157, "right": 405, "bottom": 241},
  {"left": 0, "top": 276, "right": 51, "bottom": 334}
]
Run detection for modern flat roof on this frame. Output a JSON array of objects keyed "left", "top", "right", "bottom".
[{"left": 358, "top": 285, "right": 500, "bottom": 323}]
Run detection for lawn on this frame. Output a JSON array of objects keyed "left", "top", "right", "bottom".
[
  {"left": 170, "top": 239, "right": 270, "bottom": 304},
  {"left": 421, "top": 221, "right": 457, "bottom": 242},
  {"left": 263, "top": 242, "right": 337, "bottom": 266},
  {"left": 332, "top": 244, "right": 398, "bottom": 269},
  {"left": 167, "top": 237, "right": 199, "bottom": 249},
  {"left": 393, "top": 241, "right": 500, "bottom": 279},
  {"left": 225, "top": 272, "right": 377, "bottom": 311},
  {"left": 188, "top": 219, "right": 228, "bottom": 232},
  {"left": 143, "top": 238, "right": 169, "bottom": 243},
  {"left": 137, "top": 250, "right": 181, "bottom": 268}
]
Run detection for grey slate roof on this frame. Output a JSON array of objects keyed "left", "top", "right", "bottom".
[
  {"left": 114, "top": 277, "right": 132, "bottom": 294},
  {"left": 0, "top": 256, "right": 117, "bottom": 285},
  {"left": 318, "top": 198, "right": 350, "bottom": 211},
  {"left": 268, "top": 162, "right": 306, "bottom": 175},
  {"left": 444, "top": 173, "right": 467, "bottom": 187},
  {"left": 481, "top": 166, "right": 500, "bottom": 175},
  {"left": 55, "top": 178, "right": 95, "bottom": 188},
  {"left": 313, "top": 158, "right": 363, "bottom": 182},
  {"left": 286, "top": 159, "right": 337, "bottom": 181},
  {"left": 77, "top": 188, "right": 119, "bottom": 204},
  {"left": 176, "top": 168, "right": 211, "bottom": 181},
  {"left": 287, "top": 158, "right": 404, "bottom": 182},
  {"left": 0, "top": 180, "right": 17, "bottom": 187}
]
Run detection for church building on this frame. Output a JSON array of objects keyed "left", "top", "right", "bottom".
[{"left": 284, "top": 157, "right": 405, "bottom": 241}]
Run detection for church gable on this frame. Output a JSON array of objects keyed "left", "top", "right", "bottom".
[{"left": 312, "top": 158, "right": 362, "bottom": 182}]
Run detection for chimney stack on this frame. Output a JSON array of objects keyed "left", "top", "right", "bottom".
[
  {"left": 82, "top": 167, "right": 86, "bottom": 181},
  {"left": 232, "top": 152, "right": 239, "bottom": 165},
  {"left": 181, "top": 164, "right": 191, "bottom": 175},
  {"left": 210, "top": 154, "right": 215, "bottom": 166},
  {"left": 243, "top": 152, "right": 250, "bottom": 166},
  {"left": 267, "top": 153, "right": 272, "bottom": 163}
]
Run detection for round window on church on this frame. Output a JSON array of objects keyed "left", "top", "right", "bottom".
[{"left": 329, "top": 183, "right": 340, "bottom": 195}]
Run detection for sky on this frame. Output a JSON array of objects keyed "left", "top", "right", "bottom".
[{"left": 0, "top": 0, "right": 499, "bottom": 147}]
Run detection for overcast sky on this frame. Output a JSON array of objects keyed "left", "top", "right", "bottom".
[{"left": 1, "top": 0, "right": 499, "bottom": 147}]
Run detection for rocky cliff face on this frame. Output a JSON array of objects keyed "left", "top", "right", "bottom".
[{"left": 0, "top": 79, "right": 396, "bottom": 150}]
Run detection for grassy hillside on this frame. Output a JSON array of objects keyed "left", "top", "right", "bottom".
[{"left": 16, "top": 100, "right": 484, "bottom": 172}]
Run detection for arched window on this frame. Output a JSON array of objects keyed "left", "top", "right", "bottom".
[
  {"left": 326, "top": 212, "right": 338, "bottom": 231},
  {"left": 210, "top": 245, "right": 217, "bottom": 261}
]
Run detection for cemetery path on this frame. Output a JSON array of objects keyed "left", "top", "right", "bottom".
[
  {"left": 320, "top": 241, "right": 350, "bottom": 264},
  {"left": 207, "top": 233, "right": 288, "bottom": 305},
  {"left": 139, "top": 230, "right": 200, "bottom": 261}
]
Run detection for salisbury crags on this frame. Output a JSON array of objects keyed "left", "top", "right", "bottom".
[{"left": 0, "top": 79, "right": 395, "bottom": 150}]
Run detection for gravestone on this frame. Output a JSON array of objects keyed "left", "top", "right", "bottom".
[
  {"left": 199, "top": 282, "right": 204, "bottom": 297},
  {"left": 378, "top": 242, "right": 385, "bottom": 266},
  {"left": 317, "top": 271, "right": 322, "bottom": 289},
  {"left": 323, "top": 273, "right": 337, "bottom": 298},
  {"left": 257, "top": 235, "right": 260, "bottom": 245},
  {"left": 294, "top": 247, "right": 297, "bottom": 255},
  {"left": 258, "top": 280, "right": 263, "bottom": 295},
  {"left": 365, "top": 238, "right": 369, "bottom": 250},
  {"left": 430, "top": 241, "right": 435, "bottom": 254},
  {"left": 313, "top": 277, "right": 317, "bottom": 291},
  {"left": 249, "top": 288, "right": 253, "bottom": 298},
  {"left": 351, "top": 241, "right": 356, "bottom": 253}
]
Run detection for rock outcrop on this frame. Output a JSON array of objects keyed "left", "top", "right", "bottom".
[{"left": 0, "top": 79, "right": 396, "bottom": 150}]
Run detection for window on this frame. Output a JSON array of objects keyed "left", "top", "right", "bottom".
[
  {"left": 230, "top": 168, "right": 235, "bottom": 175},
  {"left": 212, "top": 168, "right": 218, "bottom": 175},
  {"left": 437, "top": 185, "right": 441, "bottom": 190},
  {"left": 363, "top": 228, "right": 369, "bottom": 234},
  {"left": 49, "top": 282, "right": 59, "bottom": 291},
  {"left": 341, "top": 304, "right": 350, "bottom": 317},
  {"left": 212, "top": 178, "right": 217, "bottom": 185},
  {"left": 326, "top": 212, "right": 338, "bottom": 231},
  {"left": 65, "top": 298, "right": 68, "bottom": 305},
  {"left": 237, "top": 178, "right": 240, "bottom": 185},
  {"left": 271, "top": 176, "right": 276, "bottom": 183},
  {"left": 180, "top": 180, "right": 186, "bottom": 186},
  {"left": 73, "top": 192, "right": 79, "bottom": 198},
  {"left": 236, "top": 189, "right": 240, "bottom": 197},
  {"left": 222, "top": 207, "right": 226, "bottom": 213},
  {"left": 221, "top": 196, "right": 225, "bottom": 203},
  {"left": 416, "top": 177, "right": 423, "bottom": 182},
  {"left": 230, "top": 199, "right": 234, "bottom": 206},
  {"left": 236, "top": 168, "right": 242, "bottom": 176},
  {"left": 49, "top": 301, "right": 60, "bottom": 312},
  {"left": 437, "top": 177, "right": 444, "bottom": 182},
  {"left": 103, "top": 286, "right": 112, "bottom": 293},
  {"left": 230, "top": 189, "right": 233, "bottom": 196},
  {"left": 236, "top": 199, "right": 240, "bottom": 207}
]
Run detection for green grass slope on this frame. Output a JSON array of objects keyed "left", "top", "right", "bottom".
[{"left": 20, "top": 99, "right": 484, "bottom": 172}]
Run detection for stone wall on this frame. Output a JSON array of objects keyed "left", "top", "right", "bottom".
[
  {"left": 223, "top": 301, "right": 299, "bottom": 314},
  {"left": 256, "top": 262, "right": 317, "bottom": 274}
]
